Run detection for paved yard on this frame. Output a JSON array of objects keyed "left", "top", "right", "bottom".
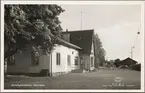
[{"left": 4, "top": 69, "right": 141, "bottom": 89}]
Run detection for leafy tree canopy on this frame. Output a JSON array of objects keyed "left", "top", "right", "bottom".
[
  {"left": 93, "top": 34, "right": 106, "bottom": 67},
  {"left": 4, "top": 5, "right": 64, "bottom": 59},
  {"left": 114, "top": 59, "right": 121, "bottom": 67}
]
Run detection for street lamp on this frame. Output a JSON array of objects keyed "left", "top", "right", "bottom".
[
  {"left": 130, "top": 31, "right": 140, "bottom": 68},
  {"left": 130, "top": 31, "right": 140, "bottom": 59}
]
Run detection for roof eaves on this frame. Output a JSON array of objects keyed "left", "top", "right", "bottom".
[
  {"left": 62, "top": 29, "right": 94, "bottom": 33},
  {"left": 57, "top": 37, "right": 82, "bottom": 50}
]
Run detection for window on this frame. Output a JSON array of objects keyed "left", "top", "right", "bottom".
[
  {"left": 75, "top": 57, "right": 79, "bottom": 65},
  {"left": 76, "top": 36, "right": 82, "bottom": 40},
  {"left": 31, "top": 51, "right": 39, "bottom": 65},
  {"left": 7, "top": 55, "right": 15, "bottom": 65},
  {"left": 67, "top": 55, "right": 71, "bottom": 65},
  {"left": 56, "top": 53, "right": 61, "bottom": 65},
  {"left": 91, "top": 57, "right": 94, "bottom": 67}
]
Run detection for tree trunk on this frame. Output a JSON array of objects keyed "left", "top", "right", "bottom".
[{"left": 4, "top": 48, "right": 18, "bottom": 59}]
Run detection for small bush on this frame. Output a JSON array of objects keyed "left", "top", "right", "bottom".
[
  {"left": 39, "top": 69, "right": 50, "bottom": 76},
  {"left": 119, "top": 65, "right": 129, "bottom": 69}
]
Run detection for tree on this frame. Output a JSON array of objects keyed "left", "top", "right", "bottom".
[
  {"left": 4, "top": 5, "right": 64, "bottom": 59},
  {"left": 93, "top": 33, "right": 106, "bottom": 68},
  {"left": 114, "top": 59, "right": 121, "bottom": 67}
]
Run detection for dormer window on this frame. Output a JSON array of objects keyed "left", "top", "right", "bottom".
[{"left": 76, "top": 36, "right": 82, "bottom": 40}]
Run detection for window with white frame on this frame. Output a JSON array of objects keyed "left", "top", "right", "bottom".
[
  {"left": 56, "top": 53, "right": 61, "bottom": 65},
  {"left": 7, "top": 55, "right": 15, "bottom": 65},
  {"left": 31, "top": 51, "right": 39, "bottom": 65},
  {"left": 75, "top": 56, "right": 79, "bottom": 65},
  {"left": 67, "top": 55, "right": 71, "bottom": 65},
  {"left": 91, "top": 57, "right": 94, "bottom": 67}
]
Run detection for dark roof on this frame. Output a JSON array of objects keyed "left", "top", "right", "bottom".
[
  {"left": 124, "top": 57, "right": 137, "bottom": 62},
  {"left": 121, "top": 57, "right": 138, "bottom": 65},
  {"left": 62, "top": 29, "right": 94, "bottom": 54},
  {"left": 57, "top": 37, "right": 82, "bottom": 50}
]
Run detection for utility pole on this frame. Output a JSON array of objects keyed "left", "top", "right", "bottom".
[
  {"left": 129, "top": 25, "right": 140, "bottom": 68},
  {"left": 130, "top": 46, "right": 134, "bottom": 59},
  {"left": 130, "top": 46, "right": 134, "bottom": 68},
  {"left": 81, "top": 12, "right": 82, "bottom": 30}
]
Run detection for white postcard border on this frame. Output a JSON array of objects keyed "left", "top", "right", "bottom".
[{"left": 1, "top": 0, "right": 144, "bottom": 92}]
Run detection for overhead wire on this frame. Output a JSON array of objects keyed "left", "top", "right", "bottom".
[{"left": 132, "top": 24, "right": 141, "bottom": 48}]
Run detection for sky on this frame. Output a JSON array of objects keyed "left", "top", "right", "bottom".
[{"left": 59, "top": 5, "right": 141, "bottom": 63}]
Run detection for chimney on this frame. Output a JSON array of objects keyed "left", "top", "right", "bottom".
[
  {"left": 63, "top": 29, "right": 70, "bottom": 42},
  {"left": 66, "top": 29, "right": 68, "bottom": 32}
]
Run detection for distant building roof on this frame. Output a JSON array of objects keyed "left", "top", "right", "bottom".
[
  {"left": 123, "top": 57, "right": 137, "bottom": 63},
  {"left": 62, "top": 29, "right": 94, "bottom": 54},
  {"left": 120, "top": 57, "right": 138, "bottom": 66}
]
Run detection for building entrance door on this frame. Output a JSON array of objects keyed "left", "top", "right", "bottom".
[{"left": 80, "top": 58, "right": 85, "bottom": 69}]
